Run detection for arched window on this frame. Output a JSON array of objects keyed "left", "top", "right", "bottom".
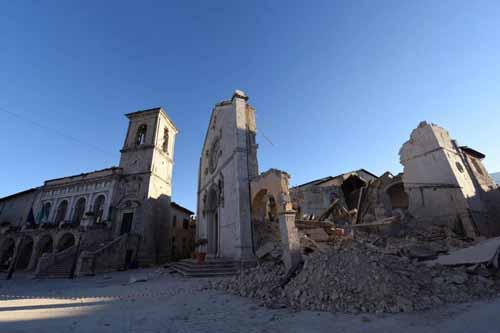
[
  {"left": 162, "top": 128, "right": 169, "bottom": 152},
  {"left": 93, "top": 195, "right": 105, "bottom": 223},
  {"left": 55, "top": 201, "right": 68, "bottom": 224},
  {"left": 72, "top": 198, "right": 86, "bottom": 225},
  {"left": 136, "top": 124, "right": 147, "bottom": 145},
  {"left": 40, "top": 202, "right": 51, "bottom": 223}
]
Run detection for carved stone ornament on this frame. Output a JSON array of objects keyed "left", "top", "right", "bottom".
[
  {"left": 209, "top": 137, "right": 221, "bottom": 174},
  {"left": 202, "top": 192, "right": 208, "bottom": 217}
]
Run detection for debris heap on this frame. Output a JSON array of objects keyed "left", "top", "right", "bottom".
[{"left": 212, "top": 240, "right": 499, "bottom": 313}]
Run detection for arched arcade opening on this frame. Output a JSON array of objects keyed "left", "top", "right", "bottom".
[
  {"left": 0, "top": 238, "right": 15, "bottom": 271},
  {"left": 57, "top": 233, "right": 76, "bottom": 252},
  {"left": 16, "top": 237, "right": 34, "bottom": 271}
]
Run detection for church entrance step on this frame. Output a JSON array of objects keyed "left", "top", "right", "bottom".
[{"left": 170, "top": 259, "right": 241, "bottom": 277}]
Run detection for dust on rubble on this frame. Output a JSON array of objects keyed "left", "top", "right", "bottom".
[{"left": 211, "top": 225, "right": 500, "bottom": 314}]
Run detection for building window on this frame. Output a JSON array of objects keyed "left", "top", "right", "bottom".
[
  {"left": 163, "top": 128, "right": 169, "bottom": 153},
  {"left": 55, "top": 200, "right": 68, "bottom": 224},
  {"left": 93, "top": 195, "right": 105, "bottom": 223},
  {"left": 172, "top": 215, "right": 177, "bottom": 228},
  {"left": 40, "top": 202, "right": 52, "bottom": 223},
  {"left": 136, "top": 124, "right": 147, "bottom": 145},
  {"left": 73, "top": 198, "right": 86, "bottom": 225},
  {"left": 183, "top": 219, "right": 189, "bottom": 230},
  {"left": 456, "top": 162, "right": 465, "bottom": 173}
]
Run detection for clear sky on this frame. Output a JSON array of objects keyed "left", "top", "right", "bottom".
[{"left": 1, "top": 1, "right": 500, "bottom": 211}]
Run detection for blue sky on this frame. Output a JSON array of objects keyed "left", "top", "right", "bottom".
[{"left": 1, "top": 1, "right": 500, "bottom": 211}]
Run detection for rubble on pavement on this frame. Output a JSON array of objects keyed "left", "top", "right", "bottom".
[
  {"left": 212, "top": 238, "right": 500, "bottom": 313},
  {"left": 211, "top": 218, "right": 500, "bottom": 314}
]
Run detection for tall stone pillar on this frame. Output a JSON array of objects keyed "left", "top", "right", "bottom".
[{"left": 279, "top": 208, "right": 303, "bottom": 272}]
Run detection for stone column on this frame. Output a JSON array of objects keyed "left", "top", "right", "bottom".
[
  {"left": 27, "top": 237, "right": 39, "bottom": 271},
  {"left": 279, "top": 209, "right": 302, "bottom": 273}
]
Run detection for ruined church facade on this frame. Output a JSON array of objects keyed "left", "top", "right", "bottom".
[{"left": 197, "top": 90, "right": 258, "bottom": 260}]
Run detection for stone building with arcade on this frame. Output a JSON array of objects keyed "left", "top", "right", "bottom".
[{"left": 0, "top": 107, "right": 191, "bottom": 277}]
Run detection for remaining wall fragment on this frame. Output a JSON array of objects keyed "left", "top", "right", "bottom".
[
  {"left": 250, "top": 169, "right": 291, "bottom": 250},
  {"left": 249, "top": 168, "right": 303, "bottom": 272},
  {"left": 399, "top": 122, "right": 483, "bottom": 237}
]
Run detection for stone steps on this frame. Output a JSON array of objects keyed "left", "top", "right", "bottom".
[
  {"left": 36, "top": 260, "right": 73, "bottom": 278},
  {"left": 170, "top": 259, "right": 240, "bottom": 277}
]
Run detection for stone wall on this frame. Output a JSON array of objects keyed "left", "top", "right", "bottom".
[
  {"left": 0, "top": 189, "right": 40, "bottom": 227},
  {"left": 399, "top": 121, "right": 498, "bottom": 237}
]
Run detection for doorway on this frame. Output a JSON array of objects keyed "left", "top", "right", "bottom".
[
  {"left": 120, "top": 212, "right": 134, "bottom": 235},
  {"left": 124, "top": 250, "right": 134, "bottom": 269}
]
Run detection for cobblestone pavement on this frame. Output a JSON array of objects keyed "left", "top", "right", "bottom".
[{"left": 1, "top": 268, "right": 500, "bottom": 333}]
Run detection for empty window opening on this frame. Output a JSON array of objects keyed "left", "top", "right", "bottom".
[
  {"left": 136, "top": 124, "right": 147, "bottom": 145},
  {"left": 251, "top": 190, "right": 278, "bottom": 223},
  {"left": 163, "top": 128, "right": 169, "bottom": 152}
]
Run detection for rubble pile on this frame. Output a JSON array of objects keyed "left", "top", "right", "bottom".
[
  {"left": 253, "top": 220, "right": 281, "bottom": 249},
  {"left": 212, "top": 239, "right": 499, "bottom": 313},
  {"left": 357, "top": 222, "right": 474, "bottom": 260},
  {"left": 214, "top": 261, "right": 286, "bottom": 301}
]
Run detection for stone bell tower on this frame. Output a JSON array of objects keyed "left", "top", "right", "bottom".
[
  {"left": 118, "top": 107, "right": 178, "bottom": 264},
  {"left": 119, "top": 107, "right": 177, "bottom": 196}
]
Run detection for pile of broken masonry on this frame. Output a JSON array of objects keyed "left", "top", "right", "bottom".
[{"left": 211, "top": 220, "right": 500, "bottom": 314}]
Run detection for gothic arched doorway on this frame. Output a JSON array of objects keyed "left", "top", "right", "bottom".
[{"left": 206, "top": 187, "right": 219, "bottom": 256}]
